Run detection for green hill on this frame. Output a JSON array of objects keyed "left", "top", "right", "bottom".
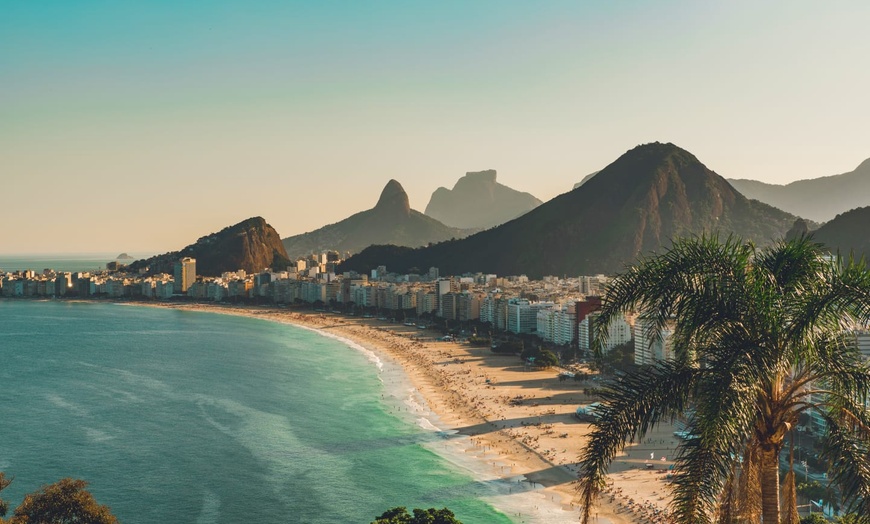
[{"left": 811, "top": 206, "right": 870, "bottom": 261}]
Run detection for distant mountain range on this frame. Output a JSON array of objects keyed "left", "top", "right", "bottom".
[
  {"left": 340, "top": 143, "right": 798, "bottom": 278},
  {"left": 573, "top": 171, "right": 600, "bottom": 189},
  {"left": 129, "top": 217, "right": 291, "bottom": 277},
  {"left": 281, "top": 180, "right": 473, "bottom": 259},
  {"left": 809, "top": 207, "right": 870, "bottom": 260},
  {"left": 424, "top": 170, "right": 542, "bottom": 229},
  {"left": 728, "top": 157, "right": 870, "bottom": 223}
]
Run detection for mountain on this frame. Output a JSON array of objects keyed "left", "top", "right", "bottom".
[
  {"left": 810, "top": 207, "right": 870, "bottom": 260},
  {"left": 340, "top": 142, "right": 799, "bottom": 278},
  {"left": 573, "top": 171, "right": 600, "bottom": 189},
  {"left": 728, "top": 157, "right": 870, "bottom": 222},
  {"left": 424, "top": 170, "right": 542, "bottom": 229},
  {"left": 281, "top": 180, "right": 472, "bottom": 259},
  {"left": 128, "top": 217, "right": 291, "bottom": 277}
]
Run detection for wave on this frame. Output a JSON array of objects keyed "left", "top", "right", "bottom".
[{"left": 285, "top": 323, "right": 384, "bottom": 372}]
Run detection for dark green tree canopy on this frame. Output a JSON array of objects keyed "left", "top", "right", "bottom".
[
  {"left": 0, "top": 476, "right": 117, "bottom": 524},
  {"left": 372, "top": 506, "right": 463, "bottom": 524}
]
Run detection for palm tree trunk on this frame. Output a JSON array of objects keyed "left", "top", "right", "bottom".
[
  {"left": 738, "top": 442, "right": 762, "bottom": 522},
  {"left": 760, "top": 446, "right": 781, "bottom": 523},
  {"left": 781, "top": 435, "right": 800, "bottom": 524}
]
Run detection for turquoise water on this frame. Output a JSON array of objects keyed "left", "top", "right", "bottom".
[{"left": 0, "top": 300, "right": 516, "bottom": 523}]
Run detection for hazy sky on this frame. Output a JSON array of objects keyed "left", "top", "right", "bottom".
[{"left": 3, "top": 1, "right": 869, "bottom": 255}]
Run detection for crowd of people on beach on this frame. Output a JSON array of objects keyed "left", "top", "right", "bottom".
[{"left": 601, "top": 483, "right": 674, "bottom": 524}]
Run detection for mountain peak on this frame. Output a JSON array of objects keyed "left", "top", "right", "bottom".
[
  {"left": 375, "top": 179, "right": 411, "bottom": 216},
  {"left": 425, "top": 170, "right": 542, "bottom": 229},
  {"left": 349, "top": 143, "right": 796, "bottom": 278},
  {"left": 620, "top": 142, "right": 698, "bottom": 165},
  {"left": 282, "top": 179, "right": 471, "bottom": 258},
  {"left": 128, "top": 216, "right": 290, "bottom": 277},
  {"left": 459, "top": 170, "right": 497, "bottom": 185}
]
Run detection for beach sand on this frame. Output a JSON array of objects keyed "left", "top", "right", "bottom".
[{"left": 143, "top": 302, "right": 680, "bottom": 523}]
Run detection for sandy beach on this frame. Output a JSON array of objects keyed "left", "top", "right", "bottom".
[{"left": 141, "top": 302, "right": 681, "bottom": 523}]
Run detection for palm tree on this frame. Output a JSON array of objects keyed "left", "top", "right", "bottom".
[{"left": 577, "top": 235, "right": 870, "bottom": 524}]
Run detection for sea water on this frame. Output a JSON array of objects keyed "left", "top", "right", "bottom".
[
  {"left": 0, "top": 300, "right": 529, "bottom": 523},
  {"left": 0, "top": 254, "right": 146, "bottom": 273}
]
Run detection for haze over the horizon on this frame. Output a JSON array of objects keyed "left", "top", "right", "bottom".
[{"left": 3, "top": 1, "right": 869, "bottom": 255}]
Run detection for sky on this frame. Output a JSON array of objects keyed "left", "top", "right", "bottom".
[{"left": 3, "top": 1, "right": 869, "bottom": 255}]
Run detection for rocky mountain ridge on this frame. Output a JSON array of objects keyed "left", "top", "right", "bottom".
[
  {"left": 128, "top": 217, "right": 291, "bottom": 277},
  {"left": 728, "top": 157, "right": 870, "bottom": 222},
  {"left": 281, "top": 180, "right": 473, "bottom": 259},
  {"left": 424, "top": 170, "right": 542, "bottom": 229},
  {"left": 340, "top": 143, "right": 799, "bottom": 278}
]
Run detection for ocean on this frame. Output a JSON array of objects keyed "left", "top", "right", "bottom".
[
  {"left": 0, "top": 254, "right": 145, "bottom": 274},
  {"left": 0, "top": 300, "right": 548, "bottom": 523}
]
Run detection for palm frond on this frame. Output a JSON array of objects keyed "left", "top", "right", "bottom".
[
  {"left": 781, "top": 437, "right": 800, "bottom": 524},
  {"left": 593, "top": 234, "right": 752, "bottom": 356},
  {"left": 670, "top": 436, "right": 730, "bottom": 524},
  {"left": 736, "top": 442, "right": 762, "bottom": 523},
  {"left": 781, "top": 468, "right": 799, "bottom": 524},
  {"left": 577, "top": 361, "right": 699, "bottom": 523},
  {"left": 715, "top": 464, "right": 738, "bottom": 524},
  {"left": 817, "top": 412, "right": 870, "bottom": 518},
  {"left": 669, "top": 347, "right": 757, "bottom": 521}
]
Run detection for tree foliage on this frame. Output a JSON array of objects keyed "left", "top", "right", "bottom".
[
  {"left": 0, "top": 476, "right": 117, "bottom": 524},
  {"left": 372, "top": 506, "right": 463, "bottom": 524},
  {"left": 520, "top": 346, "right": 559, "bottom": 368},
  {"left": 577, "top": 235, "right": 870, "bottom": 524}
]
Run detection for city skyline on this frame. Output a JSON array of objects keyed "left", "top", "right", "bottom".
[{"left": 4, "top": 1, "right": 869, "bottom": 254}]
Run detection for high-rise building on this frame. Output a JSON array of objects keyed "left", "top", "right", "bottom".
[
  {"left": 575, "top": 297, "right": 602, "bottom": 351},
  {"left": 507, "top": 299, "right": 554, "bottom": 334},
  {"left": 174, "top": 257, "right": 196, "bottom": 293},
  {"left": 633, "top": 320, "right": 674, "bottom": 365}
]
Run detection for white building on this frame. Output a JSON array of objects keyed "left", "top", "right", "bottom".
[
  {"left": 416, "top": 290, "right": 437, "bottom": 315},
  {"left": 507, "top": 299, "right": 554, "bottom": 334},
  {"left": 579, "top": 312, "right": 632, "bottom": 354},
  {"left": 633, "top": 320, "right": 674, "bottom": 365}
]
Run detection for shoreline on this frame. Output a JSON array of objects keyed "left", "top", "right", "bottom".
[{"left": 16, "top": 298, "right": 680, "bottom": 523}]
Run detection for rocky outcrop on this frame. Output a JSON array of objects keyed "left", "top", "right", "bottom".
[
  {"left": 424, "top": 170, "right": 542, "bottom": 229},
  {"left": 282, "top": 180, "right": 473, "bottom": 259},
  {"left": 128, "top": 217, "right": 291, "bottom": 276}
]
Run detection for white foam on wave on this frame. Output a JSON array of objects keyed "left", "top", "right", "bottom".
[
  {"left": 44, "top": 393, "right": 89, "bottom": 417},
  {"left": 278, "top": 318, "right": 580, "bottom": 523},
  {"left": 288, "top": 323, "right": 384, "bottom": 372},
  {"left": 195, "top": 489, "right": 221, "bottom": 524},
  {"left": 416, "top": 417, "right": 441, "bottom": 431},
  {"left": 83, "top": 427, "right": 115, "bottom": 443}
]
